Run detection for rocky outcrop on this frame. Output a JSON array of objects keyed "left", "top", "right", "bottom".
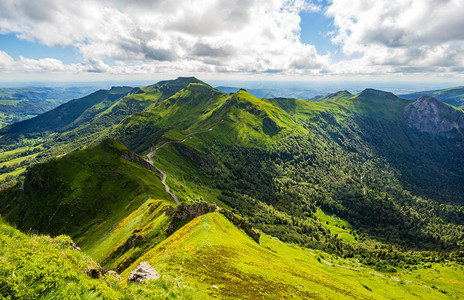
[
  {"left": 165, "top": 201, "right": 219, "bottom": 235},
  {"left": 220, "top": 210, "right": 260, "bottom": 244},
  {"left": 165, "top": 201, "right": 260, "bottom": 244},
  {"left": 70, "top": 241, "right": 81, "bottom": 251},
  {"left": 127, "top": 261, "right": 160, "bottom": 283},
  {"left": 403, "top": 96, "right": 464, "bottom": 135},
  {"left": 108, "top": 270, "right": 122, "bottom": 281}
]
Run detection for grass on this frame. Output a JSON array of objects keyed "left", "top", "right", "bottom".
[
  {"left": 314, "top": 208, "right": 358, "bottom": 244},
  {"left": 121, "top": 212, "right": 463, "bottom": 299},
  {"left": 1, "top": 209, "right": 463, "bottom": 299},
  {"left": 0, "top": 217, "right": 126, "bottom": 299},
  {"left": 1, "top": 79, "right": 464, "bottom": 298}
]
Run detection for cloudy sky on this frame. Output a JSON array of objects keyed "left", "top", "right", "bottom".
[{"left": 0, "top": 0, "right": 463, "bottom": 82}]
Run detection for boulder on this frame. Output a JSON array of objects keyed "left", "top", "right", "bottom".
[{"left": 127, "top": 261, "right": 160, "bottom": 283}]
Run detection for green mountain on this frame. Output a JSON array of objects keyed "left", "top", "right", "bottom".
[
  {"left": 1, "top": 78, "right": 464, "bottom": 298},
  {"left": 401, "top": 86, "right": 464, "bottom": 108},
  {"left": 0, "top": 87, "right": 96, "bottom": 128}
]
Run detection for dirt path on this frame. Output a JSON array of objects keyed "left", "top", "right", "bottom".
[{"left": 145, "top": 127, "right": 214, "bottom": 204}]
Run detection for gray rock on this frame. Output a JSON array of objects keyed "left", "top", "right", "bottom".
[
  {"left": 403, "top": 96, "right": 464, "bottom": 135},
  {"left": 127, "top": 261, "right": 160, "bottom": 283},
  {"left": 70, "top": 241, "right": 81, "bottom": 251},
  {"left": 108, "top": 270, "right": 122, "bottom": 281},
  {"left": 166, "top": 202, "right": 218, "bottom": 235}
]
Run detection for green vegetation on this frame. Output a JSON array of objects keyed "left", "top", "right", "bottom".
[
  {"left": 0, "top": 217, "right": 126, "bottom": 299},
  {"left": 122, "top": 212, "right": 463, "bottom": 299},
  {"left": 315, "top": 208, "right": 358, "bottom": 244},
  {"left": 1, "top": 78, "right": 464, "bottom": 298}
]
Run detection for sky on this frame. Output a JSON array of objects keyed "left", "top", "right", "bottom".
[{"left": 0, "top": 0, "right": 463, "bottom": 85}]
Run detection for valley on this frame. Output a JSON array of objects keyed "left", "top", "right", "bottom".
[{"left": 0, "top": 77, "right": 463, "bottom": 299}]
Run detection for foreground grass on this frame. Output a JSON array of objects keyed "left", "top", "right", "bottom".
[{"left": 0, "top": 218, "right": 126, "bottom": 299}]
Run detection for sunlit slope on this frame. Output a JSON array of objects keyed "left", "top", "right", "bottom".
[
  {"left": 0, "top": 139, "right": 173, "bottom": 239},
  {"left": 122, "top": 212, "right": 460, "bottom": 299},
  {"left": 115, "top": 84, "right": 305, "bottom": 154},
  {"left": 0, "top": 218, "right": 125, "bottom": 299},
  {"left": 0, "top": 87, "right": 133, "bottom": 141},
  {"left": 139, "top": 87, "right": 464, "bottom": 252}
]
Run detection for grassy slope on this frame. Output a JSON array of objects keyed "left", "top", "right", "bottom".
[
  {"left": 0, "top": 218, "right": 126, "bottom": 299},
  {"left": 0, "top": 78, "right": 202, "bottom": 184},
  {"left": 0, "top": 140, "right": 181, "bottom": 276},
  {"left": 122, "top": 212, "right": 463, "bottom": 299}
]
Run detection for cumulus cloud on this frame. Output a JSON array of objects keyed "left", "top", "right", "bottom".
[
  {"left": 0, "top": 0, "right": 330, "bottom": 75},
  {"left": 326, "top": 0, "right": 464, "bottom": 74},
  {"left": 0, "top": 51, "right": 14, "bottom": 67},
  {"left": 0, "top": 0, "right": 463, "bottom": 77}
]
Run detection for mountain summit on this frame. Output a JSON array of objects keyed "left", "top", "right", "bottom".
[{"left": 403, "top": 95, "right": 464, "bottom": 135}]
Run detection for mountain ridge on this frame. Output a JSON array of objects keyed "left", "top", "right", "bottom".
[{"left": 1, "top": 78, "right": 464, "bottom": 298}]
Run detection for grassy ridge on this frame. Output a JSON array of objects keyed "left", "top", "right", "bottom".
[{"left": 122, "top": 212, "right": 462, "bottom": 299}]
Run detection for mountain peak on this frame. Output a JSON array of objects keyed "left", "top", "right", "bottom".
[
  {"left": 403, "top": 95, "right": 464, "bottom": 135},
  {"left": 360, "top": 88, "right": 397, "bottom": 99},
  {"left": 415, "top": 95, "right": 442, "bottom": 105},
  {"left": 149, "top": 76, "right": 206, "bottom": 89}
]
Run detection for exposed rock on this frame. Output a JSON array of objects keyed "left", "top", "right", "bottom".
[
  {"left": 85, "top": 267, "right": 107, "bottom": 279},
  {"left": 108, "top": 270, "right": 122, "bottom": 281},
  {"left": 211, "top": 285, "right": 218, "bottom": 289},
  {"left": 403, "top": 96, "right": 464, "bottom": 135},
  {"left": 127, "top": 261, "right": 160, "bottom": 283},
  {"left": 165, "top": 201, "right": 260, "bottom": 243},
  {"left": 220, "top": 209, "right": 260, "bottom": 244},
  {"left": 70, "top": 241, "right": 81, "bottom": 251},
  {"left": 166, "top": 201, "right": 219, "bottom": 235}
]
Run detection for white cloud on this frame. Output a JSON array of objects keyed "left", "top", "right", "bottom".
[
  {"left": 326, "top": 0, "right": 464, "bottom": 74},
  {"left": 0, "top": 0, "right": 330, "bottom": 75},
  {"left": 0, "top": 0, "right": 463, "bottom": 78},
  {"left": 0, "top": 51, "right": 14, "bottom": 67}
]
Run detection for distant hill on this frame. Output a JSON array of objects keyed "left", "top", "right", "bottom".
[
  {"left": 400, "top": 86, "right": 464, "bottom": 108},
  {"left": 0, "top": 87, "right": 97, "bottom": 128},
  {"left": 215, "top": 86, "right": 321, "bottom": 99}
]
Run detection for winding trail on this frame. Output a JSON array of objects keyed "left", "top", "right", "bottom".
[{"left": 145, "top": 127, "right": 214, "bottom": 205}]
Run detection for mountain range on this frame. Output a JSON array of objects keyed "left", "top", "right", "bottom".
[
  {"left": 0, "top": 77, "right": 463, "bottom": 299},
  {"left": 0, "top": 86, "right": 98, "bottom": 128}
]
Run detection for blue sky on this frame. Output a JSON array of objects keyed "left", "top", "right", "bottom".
[
  {"left": 0, "top": 33, "right": 78, "bottom": 63},
  {"left": 0, "top": 0, "right": 463, "bottom": 84}
]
